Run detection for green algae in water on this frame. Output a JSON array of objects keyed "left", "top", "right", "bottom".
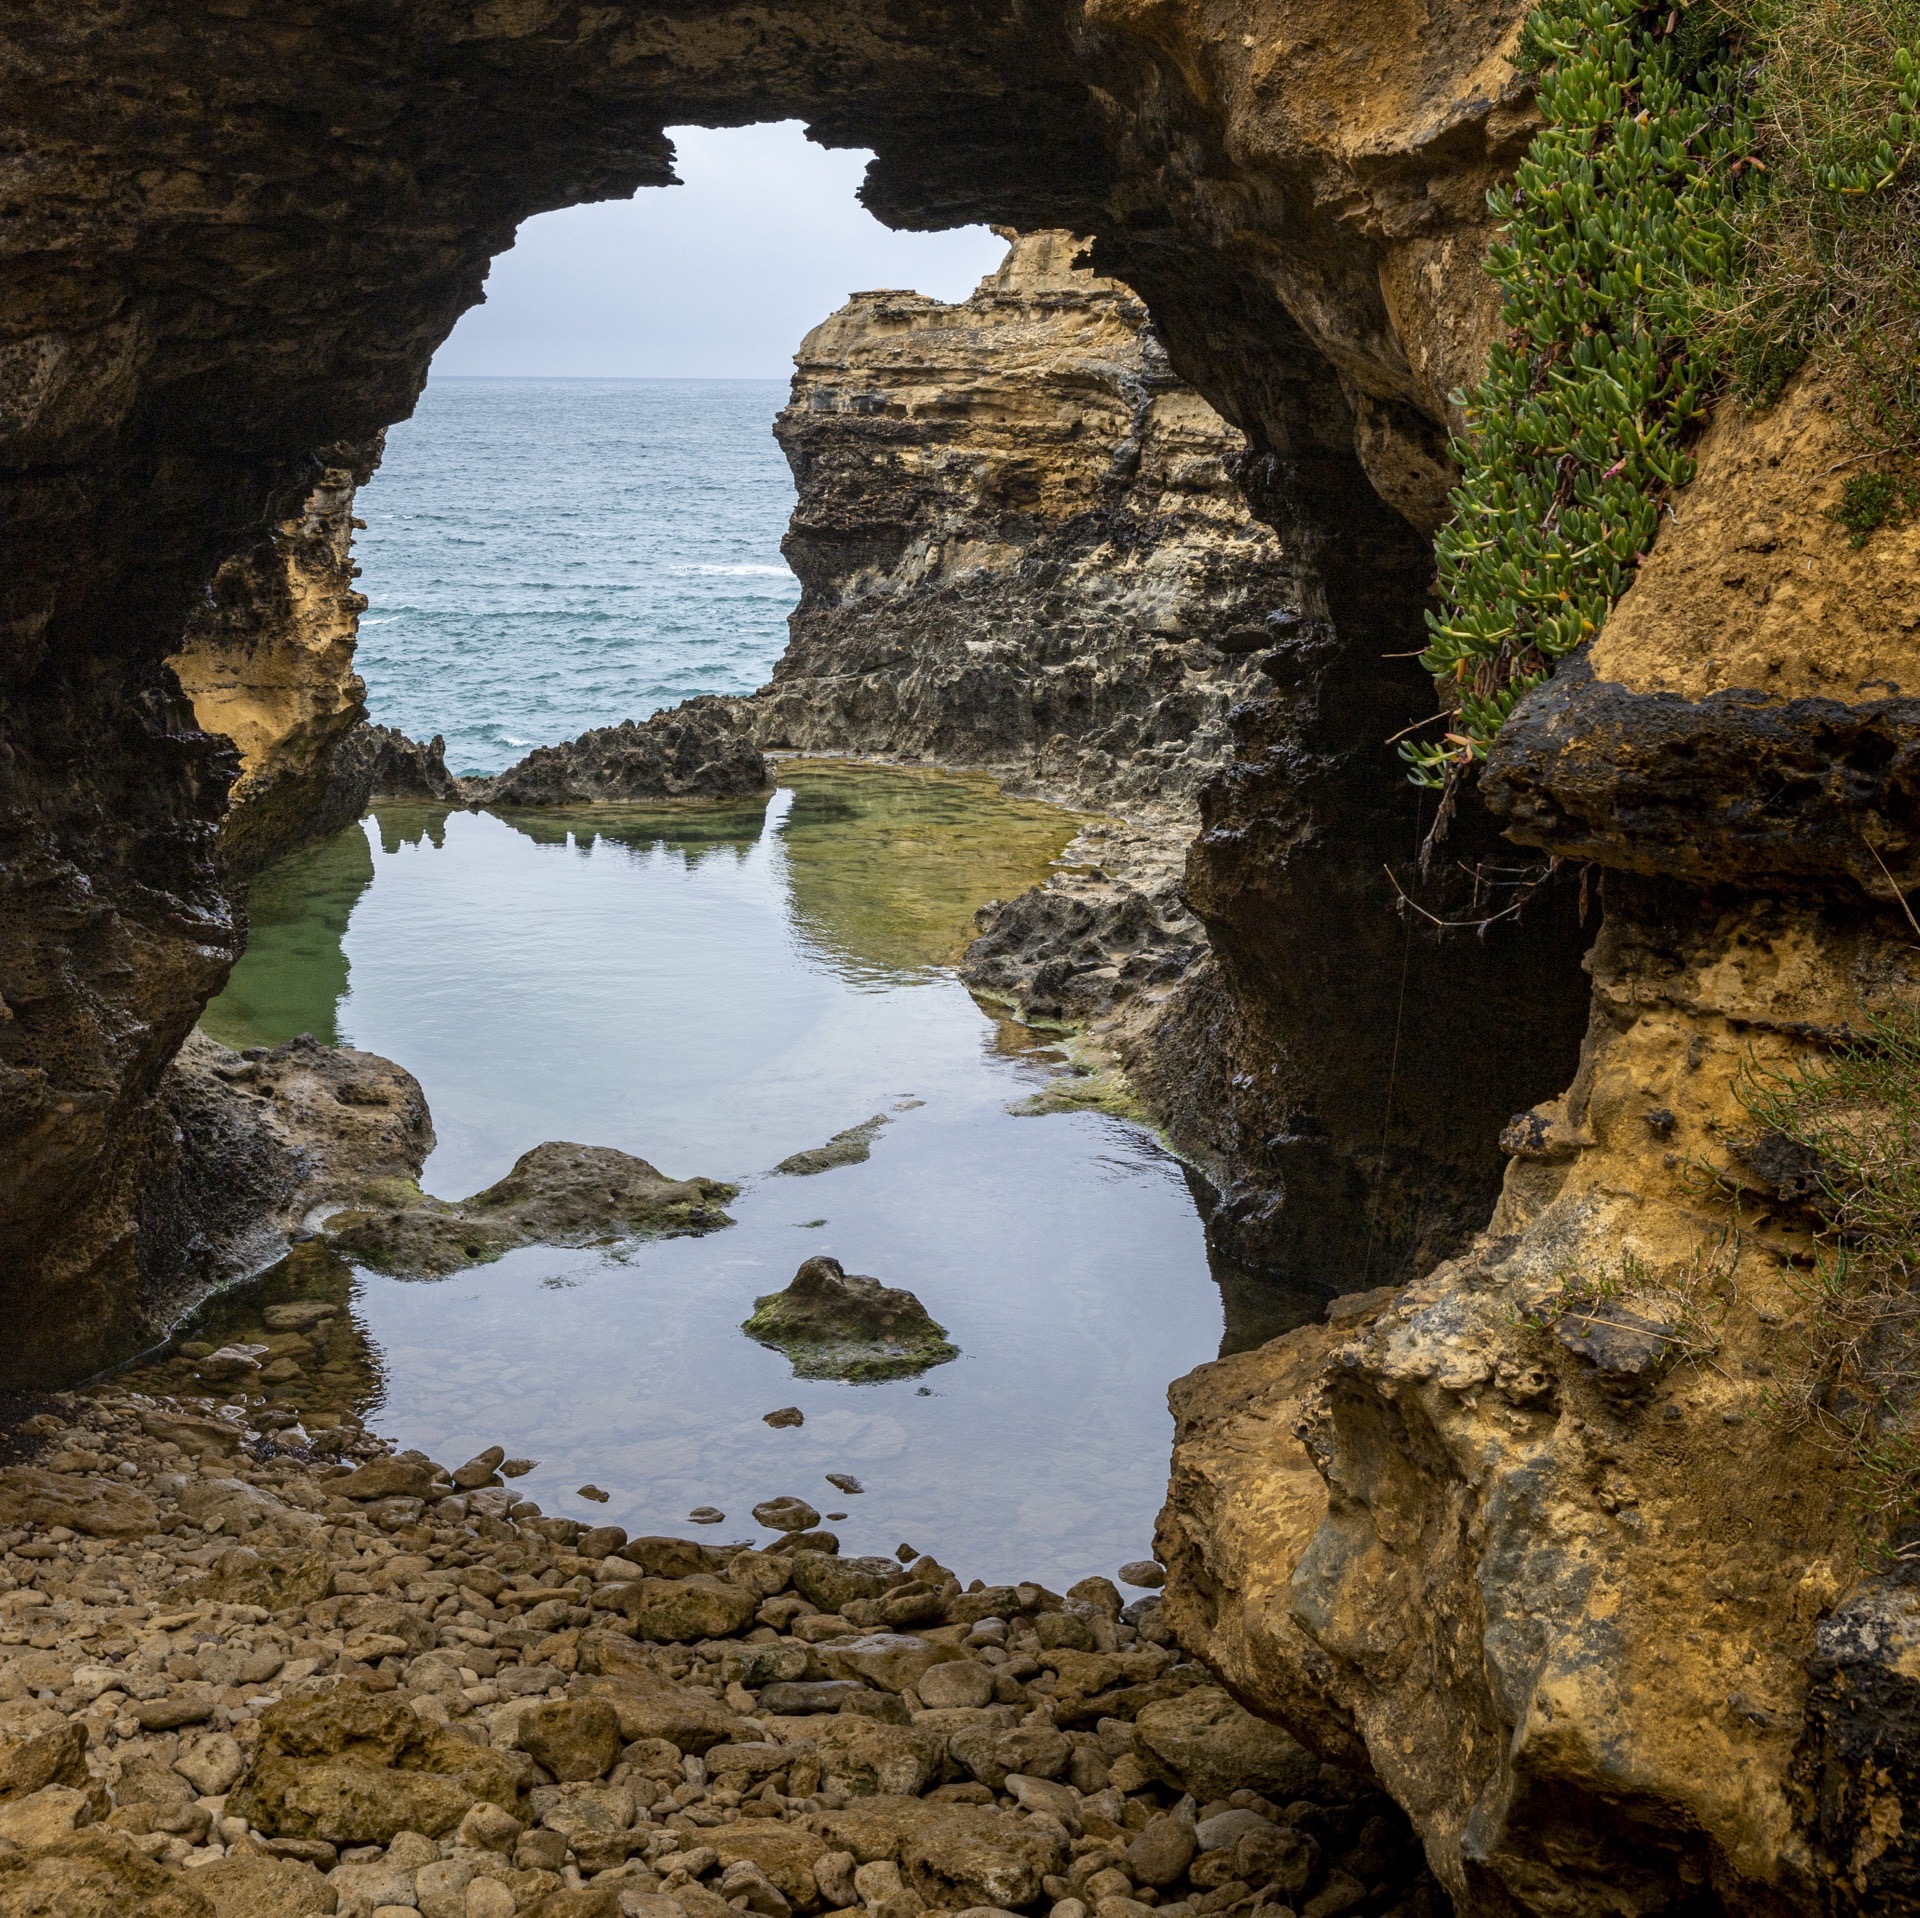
[
  {"left": 776, "top": 760, "right": 1085, "bottom": 979},
  {"left": 201, "top": 823, "right": 378, "bottom": 1049}
]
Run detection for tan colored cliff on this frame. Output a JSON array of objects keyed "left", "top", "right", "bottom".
[
  {"left": 169, "top": 441, "right": 379, "bottom": 873},
  {"left": 758, "top": 228, "right": 1295, "bottom": 816},
  {"left": 1165, "top": 373, "right": 1920, "bottom": 1914}
]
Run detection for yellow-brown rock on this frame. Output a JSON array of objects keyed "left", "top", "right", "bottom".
[
  {"left": 1164, "top": 880, "right": 1913, "bottom": 1914},
  {"left": 757, "top": 229, "right": 1292, "bottom": 815},
  {"left": 1487, "top": 368, "right": 1920, "bottom": 895},
  {"left": 169, "top": 442, "right": 378, "bottom": 875}
]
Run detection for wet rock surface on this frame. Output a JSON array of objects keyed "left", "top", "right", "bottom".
[
  {"left": 742, "top": 1260, "right": 958, "bottom": 1384},
  {"left": 0, "top": 1392, "right": 1440, "bottom": 1918},
  {"left": 322, "top": 1143, "right": 738, "bottom": 1280},
  {"left": 467, "top": 704, "right": 772, "bottom": 809}
]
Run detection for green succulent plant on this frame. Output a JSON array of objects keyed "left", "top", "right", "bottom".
[{"left": 1409, "top": 0, "right": 1746, "bottom": 787}]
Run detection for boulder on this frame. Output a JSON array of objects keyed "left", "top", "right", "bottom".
[
  {"left": 570, "top": 1669, "right": 740, "bottom": 1753},
  {"left": 711, "top": 1824, "right": 829, "bottom": 1906},
  {"left": 820, "top": 1634, "right": 965, "bottom": 1696},
  {"left": 948, "top": 1719, "right": 1070, "bottom": 1789},
  {"left": 1131, "top": 1688, "right": 1321, "bottom": 1804},
  {"left": 532, "top": 1781, "right": 635, "bottom": 1873},
  {"left": 614, "top": 1576, "right": 758, "bottom": 1643},
  {"left": 229, "top": 1684, "right": 528, "bottom": 1845},
  {"left": 188, "top": 1849, "right": 337, "bottom": 1918},
  {"left": 787, "top": 1552, "right": 903, "bottom": 1615},
  {"left": 0, "top": 1467, "right": 158, "bottom": 1538},
  {"left": 519, "top": 1697, "right": 621, "bottom": 1782},
  {"left": 0, "top": 1828, "right": 215, "bottom": 1918},
  {"left": 0, "top": 1718, "right": 86, "bottom": 1803},
  {"left": 741, "top": 1258, "right": 957, "bottom": 1382},
  {"left": 810, "top": 1717, "right": 945, "bottom": 1798}
]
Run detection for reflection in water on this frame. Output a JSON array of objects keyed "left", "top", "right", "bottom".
[
  {"left": 200, "top": 826, "right": 376, "bottom": 1049},
  {"left": 191, "top": 763, "right": 1229, "bottom": 1585},
  {"left": 778, "top": 763, "right": 1084, "bottom": 980}
]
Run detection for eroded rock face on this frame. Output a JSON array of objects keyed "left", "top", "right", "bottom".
[
  {"left": 2, "top": 0, "right": 1578, "bottom": 1380},
  {"left": 1163, "top": 882, "right": 1920, "bottom": 1913},
  {"left": 755, "top": 230, "right": 1289, "bottom": 814},
  {"left": 1486, "top": 369, "right": 1920, "bottom": 894},
  {"left": 467, "top": 700, "right": 771, "bottom": 808},
  {"left": 169, "top": 441, "right": 382, "bottom": 876}
]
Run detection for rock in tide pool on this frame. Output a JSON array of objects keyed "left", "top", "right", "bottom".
[
  {"left": 770, "top": 1115, "right": 887, "bottom": 1177},
  {"left": 324, "top": 1140, "right": 737, "bottom": 1277},
  {"left": 742, "top": 1256, "right": 957, "bottom": 1381}
]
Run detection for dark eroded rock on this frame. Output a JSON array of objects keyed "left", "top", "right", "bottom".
[
  {"left": 742, "top": 1257, "right": 956, "bottom": 1382},
  {"left": 467, "top": 700, "right": 771, "bottom": 808}
]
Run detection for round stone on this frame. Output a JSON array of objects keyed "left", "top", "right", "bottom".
[{"left": 751, "top": 1495, "right": 821, "bottom": 1532}]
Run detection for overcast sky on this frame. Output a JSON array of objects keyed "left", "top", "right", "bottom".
[{"left": 432, "top": 122, "right": 1010, "bottom": 380}]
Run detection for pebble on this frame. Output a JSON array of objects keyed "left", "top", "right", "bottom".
[{"left": 0, "top": 1383, "right": 1437, "bottom": 1918}]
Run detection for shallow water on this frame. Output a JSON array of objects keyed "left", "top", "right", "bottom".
[{"left": 196, "top": 765, "right": 1245, "bottom": 1587}]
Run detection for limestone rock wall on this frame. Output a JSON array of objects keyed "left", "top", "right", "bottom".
[
  {"left": 169, "top": 439, "right": 382, "bottom": 875},
  {"left": 756, "top": 228, "right": 1290, "bottom": 813}
]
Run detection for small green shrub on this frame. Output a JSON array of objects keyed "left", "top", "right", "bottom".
[
  {"left": 1829, "top": 466, "right": 1920, "bottom": 544},
  {"left": 1736, "top": 1006, "right": 1920, "bottom": 1542},
  {"left": 1409, "top": 0, "right": 1744, "bottom": 787}
]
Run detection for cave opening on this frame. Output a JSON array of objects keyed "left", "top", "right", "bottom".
[{"left": 1, "top": 37, "right": 1593, "bottom": 1388}]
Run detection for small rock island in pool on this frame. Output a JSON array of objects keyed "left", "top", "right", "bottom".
[
  {"left": 743, "top": 1255, "right": 958, "bottom": 1381},
  {"left": 326, "top": 1141, "right": 737, "bottom": 1278}
]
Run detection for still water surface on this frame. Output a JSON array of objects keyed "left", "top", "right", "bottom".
[{"left": 201, "top": 765, "right": 1229, "bottom": 1587}]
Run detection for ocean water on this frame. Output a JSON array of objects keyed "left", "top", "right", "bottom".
[{"left": 354, "top": 379, "right": 799, "bottom": 775}]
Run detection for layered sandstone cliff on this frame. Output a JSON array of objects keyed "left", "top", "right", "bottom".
[{"left": 756, "top": 229, "right": 1289, "bottom": 815}]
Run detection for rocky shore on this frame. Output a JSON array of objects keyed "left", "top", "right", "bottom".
[{"left": 0, "top": 1387, "right": 1437, "bottom": 1918}]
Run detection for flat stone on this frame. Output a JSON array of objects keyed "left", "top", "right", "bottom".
[
  {"left": 1131, "top": 1688, "right": 1320, "bottom": 1804},
  {"left": 819, "top": 1633, "right": 965, "bottom": 1695},
  {"left": 0, "top": 1466, "right": 159, "bottom": 1538},
  {"left": 612, "top": 1576, "right": 757, "bottom": 1643}
]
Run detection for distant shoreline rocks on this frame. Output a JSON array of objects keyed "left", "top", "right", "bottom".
[{"left": 461, "top": 698, "right": 771, "bottom": 807}]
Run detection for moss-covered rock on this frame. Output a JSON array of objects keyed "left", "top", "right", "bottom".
[
  {"left": 741, "top": 1257, "right": 956, "bottom": 1381},
  {"left": 325, "top": 1140, "right": 736, "bottom": 1278}
]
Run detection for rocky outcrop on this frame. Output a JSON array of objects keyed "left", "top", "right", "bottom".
[
  {"left": 326, "top": 723, "right": 462, "bottom": 808},
  {"left": 322, "top": 1141, "right": 738, "bottom": 1279},
  {"left": 467, "top": 700, "right": 771, "bottom": 808},
  {"left": 169, "top": 441, "right": 382, "bottom": 875},
  {"left": 755, "top": 230, "right": 1290, "bottom": 816},
  {"left": 119, "top": 1031, "right": 434, "bottom": 1385},
  {"left": 741, "top": 1256, "right": 958, "bottom": 1382}
]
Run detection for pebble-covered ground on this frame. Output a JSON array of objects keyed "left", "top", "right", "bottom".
[{"left": 0, "top": 1381, "right": 1445, "bottom": 1918}]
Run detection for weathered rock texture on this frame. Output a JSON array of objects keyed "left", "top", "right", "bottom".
[
  {"left": 755, "top": 229, "right": 1289, "bottom": 814},
  {"left": 323, "top": 1141, "right": 738, "bottom": 1279},
  {"left": 1, "top": 0, "right": 1594, "bottom": 1384},
  {"left": 1162, "top": 879, "right": 1920, "bottom": 1913},
  {"left": 1487, "top": 367, "right": 1920, "bottom": 896},
  {"left": 117, "top": 1031, "right": 433, "bottom": 1388},
  {"left": 756, "top": 229, "right": 1589, "bottom": 1283},
  {"left": 168, "top": 441, "right": 383, "bottom": 876},
  {"left": 468, "top": 699, "right": 771, "bottom": 808},
  {"left": 1162, "top": 363, "right": 1920, "bottom": 1909}
]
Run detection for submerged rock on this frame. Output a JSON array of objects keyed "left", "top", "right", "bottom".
[
  {"left": 325, "top": 1140, "right": 737, "bottom": 1277},
  {"left": 770, "top": 1116, "right": 886, "bottom": 1177},
  {"left": 466, "top": 698, "right": 771, "bottom": 807},
  {"left": 742, "top": 1256, "right": 956, "bottom": 1381}
]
